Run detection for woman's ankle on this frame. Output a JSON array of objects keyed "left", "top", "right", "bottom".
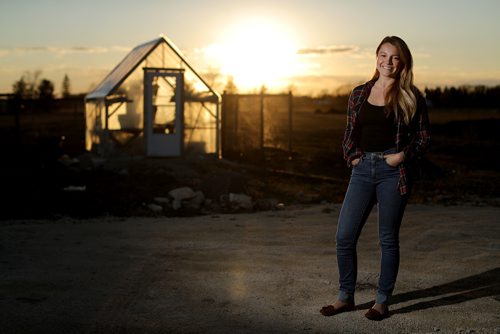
[{"left": 372, "top": 303, "right": 388, "bottom": 313}]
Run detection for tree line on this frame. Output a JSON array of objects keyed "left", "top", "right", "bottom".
[
  {"left": 8, "top": 70, "right": 500, "bottom": 110},
  {"left": 424, "top": 85, "right": 500, "bottom": 109},
  {"left": 6, "top": 71, "right": 73, "bottom": 112},
  {"left": 11, "top": 71, "right": 71, "bottom": 100}
]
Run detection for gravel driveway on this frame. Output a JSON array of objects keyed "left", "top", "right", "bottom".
[{"left": 1, "top": 204, "right": 499, "bottom": 333}]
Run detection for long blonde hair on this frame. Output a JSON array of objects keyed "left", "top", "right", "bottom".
[{"left": 371, "top": 36, "right": 417, "bottom": 125}]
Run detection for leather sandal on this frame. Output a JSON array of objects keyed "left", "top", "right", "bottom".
[{"left": 320, "top": 302, "right": 355, "bottom": 316}]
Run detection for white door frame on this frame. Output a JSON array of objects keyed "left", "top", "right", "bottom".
[{"left": 143, "top": 68, "right": 184, "bottom": 157}]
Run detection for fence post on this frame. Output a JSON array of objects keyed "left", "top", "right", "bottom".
[
  {"left": 234, "top": 94, "right": 239, "bottom": 155},
  {"left": 220, "top": 91, "right": 226, "bottom": 159},
  {"left": 288, "top": 91, "right": 293, "bottom": 158},
  {"left": 14, "top": 98, "right": 21, "bottom": 147},
  {"left": 260, "top": 90, "right": 264, "bottom": 150}
]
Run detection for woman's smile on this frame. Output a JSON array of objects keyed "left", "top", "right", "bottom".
[{"left": 377, "top": 43, "right": 400, "bottom": 77}]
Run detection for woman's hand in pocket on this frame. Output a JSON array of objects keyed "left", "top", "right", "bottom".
[{"left": 383, "top": 152, "right": 405, "bottom": 167}]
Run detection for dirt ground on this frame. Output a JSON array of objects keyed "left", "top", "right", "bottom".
[{"left": 1, "top": 203, "right": 499, "bottom": 333}]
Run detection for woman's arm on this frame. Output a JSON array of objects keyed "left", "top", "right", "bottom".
[
  {"left": 342, "top": 89, "right": 364, "bottom": 167},
  {"left": 403, "top": 93, "right": 431, "bottom": 161}
]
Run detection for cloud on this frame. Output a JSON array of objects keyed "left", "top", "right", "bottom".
[
  {"left": 0, "top": 46, "right": 130, "bottom": 57},
  {"left": 297, "top": 45, "right": 358, "bottom": 55},
  {"left": 280, "top": 74, "right": 368, "bottom": 95}
]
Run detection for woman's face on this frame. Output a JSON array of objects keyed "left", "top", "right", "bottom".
[{"left": 376, "top": 43, "right": 401, "bottom": 78}]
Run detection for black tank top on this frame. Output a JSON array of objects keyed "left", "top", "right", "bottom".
[{"left": 359, "top": 102, "right": 396, "bottom": 152}]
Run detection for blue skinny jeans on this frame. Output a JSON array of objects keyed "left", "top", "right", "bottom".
[{"left": 336, "top": 149, "right": 410, "bottom": 305}]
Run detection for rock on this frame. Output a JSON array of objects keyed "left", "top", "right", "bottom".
[
  {"left": 229, "top": 193, "right": 253, "bottom": 210},
  {"left": 168, "top": 187, "right": 196, "bottom": 201},
  {"left": 254, "top": 198, "right": 279, "bottom": 211},
  {"left": 147, "top": 203, "right": 163, "bottom": 213},
  {"left": 276, "top": 203, "right": 286, "bottom": 210},
  {"left": 169, "top": 187, "right": 197, "bottom": 210},
  {"left": 167, "top": 187, "right": 205, "bottom": 210},
  {"left": 184, "top": 191, "right": 205, "bottom": 210}
]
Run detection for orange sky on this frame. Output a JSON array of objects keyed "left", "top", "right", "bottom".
[{"left": 1, "top": 0, "right": 499, "bottom": 95}]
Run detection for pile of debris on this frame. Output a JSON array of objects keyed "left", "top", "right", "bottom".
[{"left": 147, "top": 187, "right": 284, "bottom": 214}]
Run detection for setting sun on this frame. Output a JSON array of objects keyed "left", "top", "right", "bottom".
[{"left": 206, "top": 17, "right": 302, "bottom": 91}]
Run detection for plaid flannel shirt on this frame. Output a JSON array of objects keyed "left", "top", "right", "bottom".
[{"left": 342, "top": 80, "right": 431, "bottom": 195}]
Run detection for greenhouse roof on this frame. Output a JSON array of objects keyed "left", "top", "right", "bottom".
[{"left": 85, "top": 36, "right": 218, "bottom": 101}]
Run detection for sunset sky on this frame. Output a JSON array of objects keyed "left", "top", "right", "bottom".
[{"left": 1, "top": 0, "right": 499, "bottom": 95}]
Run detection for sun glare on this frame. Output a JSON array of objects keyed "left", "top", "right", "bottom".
[{"left": 207, "top": 17, "right": 301, "bottom": 91}]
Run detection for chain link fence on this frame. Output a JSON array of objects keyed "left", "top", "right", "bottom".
[{"left": 221, "top": 92, "right": 347, "bottom": 178}]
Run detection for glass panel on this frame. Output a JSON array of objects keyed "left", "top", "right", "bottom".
[
  {"left": 107, "top": 102, "right": 127, "bottom": 130},
  {"left": 152, "top": 76, "right": 176, "bottom": 134},
  {"left": 87, "top": 38, "right": 159, "bottom": 99},
  {"left": 110, "top": 60, "right": 144, "bottom": 131}
]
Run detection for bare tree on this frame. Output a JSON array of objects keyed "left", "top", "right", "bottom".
[
  {"left": 12, "top": 77, "right": 28, "bottom": 99},
  {"left": 12, "top": 70, "right": 42, "bottom": 99}
]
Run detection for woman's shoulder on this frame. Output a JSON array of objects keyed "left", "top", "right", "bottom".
[
  {"left": 352, "top": 80, "right": 375, "bottom": 94},
  {"left": 349, "top": 80, "right": 375, "bottom": 102},
  {"left": 352, "top": 83, "right": 366, "bottom": 93}
]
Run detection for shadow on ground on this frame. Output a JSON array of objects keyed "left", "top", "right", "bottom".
[{"left": 355, "top": 267, "right": 500, "bottom": 314}]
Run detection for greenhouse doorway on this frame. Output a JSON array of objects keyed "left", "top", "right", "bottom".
[{"left": 144, "top": 68, "right": 185, "bottom": 157}]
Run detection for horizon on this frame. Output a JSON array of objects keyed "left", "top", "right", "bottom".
[{"left": 1, "top": 0, "right": 499, "bottom": 96}]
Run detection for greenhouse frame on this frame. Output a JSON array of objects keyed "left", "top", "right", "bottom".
[{"left": 85, "top": 36, "right": 220, "bottom": 157}]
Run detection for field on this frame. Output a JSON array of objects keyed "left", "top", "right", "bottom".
[
  {"left": 0, "top": 105, "right": 499, "bottom": 219},
  {"left": 246, "top": 107, "right": 500, "bottom": 206}
]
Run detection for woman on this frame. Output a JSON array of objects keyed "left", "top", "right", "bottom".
[{"left": 320, "top": 36, "right": 430, "bottom": 321}]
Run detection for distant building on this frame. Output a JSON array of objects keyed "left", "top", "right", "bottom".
[{"left": 0, "top": 94, "right": 15, "bottom": 114}]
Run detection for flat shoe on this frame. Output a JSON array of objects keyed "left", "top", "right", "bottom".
[
  {"left": 365, "top": 307, "right": 390, "bottom": 321},
  {"left": 320, "top": 302, "right": 355, "bottom": 316}
]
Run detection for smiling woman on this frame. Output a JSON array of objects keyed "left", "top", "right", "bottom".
[{"left": 206, "top": 17, "right": 301, "bottom": 91}]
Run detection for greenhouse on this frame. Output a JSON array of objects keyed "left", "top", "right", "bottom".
[{"left": 85, "top": 36, "right": 220, "bottom": 157}]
